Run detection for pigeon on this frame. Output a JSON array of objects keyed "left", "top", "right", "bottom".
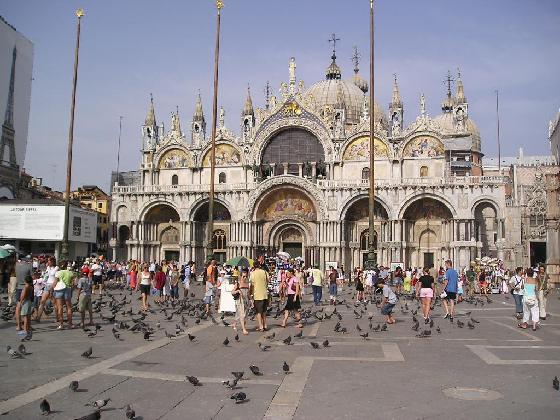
[
  {"left": 258, "top": 342, "right": 271, "bottom": 351},
  {"left": 186, "top": 375, "right": 201, "bottom": 386},
  {"left": 360, "top": 332, "right": 369, "bottom": 339},
  {"left": 223, "top": 337, "right": 230, "bottom": 346},
  {"left": 249, "top": 365, "right": 262, "bottom": 376},
  {"left": 40, "top": 398, "right": 51, "bottom": 415},
  {"left": 265, "top": 332, "right": 276, "bottom": 340},
  {"left": 554, "top": 376, "right": 559, "bottom": 391},
  {"left": 411, "top": 321, "right": 419, "bottom": 332},
  {"left": 467, "top": 321, "right": 475, "bottom": 329},
  {"left": 372, "top": 324, "right": 381, "bottom": 332},
  {"left": 470, "top": 317, "right": 480, "bottom": 324},
  {"left": 7, "top": 345, "right": 23, "bottom": 359},
  {"left": 234, "top": 334, "right": 239, "bottom": 342},
  {"left": 356, "top": 324, "right": 362, "bottom": 332},
  {"left": 143, "top": 331, "right": 153, "bottom": 340},
  {"left": 322, "top": 339, "right": 330, "bottom": 347},
  {"left": 112, "top": 330, "right": 121, "bottom": 340},
  {"left": 283, "top": 361, "right": 290, "bottom": 374},
  {"left": 310, "top": 342, "right": 320, "bottom": 349},
  {"left": 231, "top": 371, "right": 244, "bottom": 380},
  {"left": 230, "top": 392, "right": 247, "bottom": 403},
  {"left": 188, "top": 333, "right": 196, "bottom": 341},
  {"left": 125, "top": 404, "right": 136, "bottom": 419},
  {"left": 17, "top": 343, "right": 29, "bottom": 355},
  {"left": 294, "top": 330, "right": 303, "bottom": 338},
  {"left": 436, "top": 326, "right": 441, "bottom": 334},
  {"left": 457, "top": 320, "right": 464, "bottom": 328},
  {"left": 381, "top": 323, "right": 388, "bottom": 332},
  {"left": 429, "top": 319, "right": 434, "bottom": 328},
  {"left": 222, "top": 378, "right": 239, "bottom": 389},
  {"left": 89, "top": 398, "right": 110, "bottom": 409},
  {"left": 69, "top": 380, "right": 79, "bottom": 392},
  {"left": 222, "top": 320, "right": 230, "bottom": 327},
  {"left": 81, "top": 347, "right": 93, "bottom": 358},
  {"left": 423, "top": 329, "right": 431, "bottom": 336},
  {"left": 74, "top": 410, "right": 101, "bottom": 420},
  {"left": 283, "top": 336, "right": 292, "bottom": 345}
]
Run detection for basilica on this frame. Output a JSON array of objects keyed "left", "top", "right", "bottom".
[{"left": 109, "top": 50, "right": 559, "bottom": 280}]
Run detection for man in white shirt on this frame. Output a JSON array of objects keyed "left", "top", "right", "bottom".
[
  {"left": 90, "top": 260, "right": 104, "bottom": 296},
  {"left": 508, "top": 267, "right": 524, "bottom": 319}
]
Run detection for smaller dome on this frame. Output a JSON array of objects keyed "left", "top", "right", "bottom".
[
  {"left": 326, "top": 54, "right": 342, "bottom": 80},
  {"left": 433, "top": 112, "right": 481, "bottom": 152}
]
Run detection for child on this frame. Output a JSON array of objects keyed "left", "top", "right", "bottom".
[
  {"left": 76, "top": 271, "right": 93, "bottom": 327},
  {"left": 355, "top": 273, "right": 365, "bottom": 303},
  {"left": 32, "top": 271, "right": 44, "bottom": 321},
  {"left": 379, "top": 277, "right": 397, "bottom": 324},
  {"left": 457, "top": 273, "right": 464, "bottom": 303},
  {"left": 19, "top": 275, "right": 34, "bottom": 339}
]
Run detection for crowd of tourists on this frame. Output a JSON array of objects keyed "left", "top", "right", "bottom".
[{"left": 0, "top": 253, "right": 554, "bottom": 337}]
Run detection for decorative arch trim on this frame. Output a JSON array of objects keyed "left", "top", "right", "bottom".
[
  {"left": 339, "top": 193, "right": 392, "bottom": 220},
  {"left": 187, "top": 196, "right": 235, "bottom": 221},
  {"left": 139, "top": 200, "right": 182, "bottom": 222},
  {"left": 397, "top": 192, "right": 457, "bottom": 219},
  {"left": 471, "top": 197, "right": 503, "bottom": 219},
  {"left": 266, "top": 217, "right": 315, "bottom": 248},
  {"left": 154, "top": 145, "right": 193, "bottom": 169},
  {"left": 200, "top": 141, "right": 244, "bottom": 167}
]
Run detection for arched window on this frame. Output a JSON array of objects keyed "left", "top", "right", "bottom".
[
  {"left": 362, "top": 167, "right": 370, "bottom": 180},
  {"left": 360, "top": 230, "right": 378, "bottom": 250},
  {"left": 420, "top": 166, "right": 428, "bottom": 177},
  {"left": 171, "top": 174, "right": 179, "bottom": 185},
  {"left": 218, "top": 172, "right": 226, "bottom": 184},
  {"left": 212, "top": 229, "right": 227, "bottom": 250}
]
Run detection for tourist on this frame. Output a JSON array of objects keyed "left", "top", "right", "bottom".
[
  {"left": 417, "top": 267, "right": 435, "bottom": 323},
  {"left": 250, "top": 261, "right": 269, "bottom": 331},
  {"left": 457, "top": 270, "right": 464, "bottom": 303},
  {"left": 77, "top": 270, "right": 93, "bottom": 327},
  {"left": 153, "top": 265, "right": 165, "bottom": 303},
  {"left": 14, "top": 256, "right": 33, "bottom": 331},
  {"left": 218, "top": 271, "right": 236, "bottom": 313},
  {"left": 393, "top": 266, "right": 404, "bottom": 295},
  {"left": 138, "top": 264, "right": 151, "bottom": 311},
  {"left": 442, "top": 260, "right": 458, "bottom": 321},
  {"left": 310, "top": 265, "right": 323, "bottom": 306},
  {"left": 501, "top": 269, "right": 510, "bottom": 294},
  {"left": 537, "top": 265, "right": 550, "bottom": 320},
  {"left": 90, "top": 259, "right": 104, "bottom": 296},
  {"left": 355, "top": 271, "right": 365, "bottom": 303},
  {"left": 19, "top": 275, "right": 34, "bottom": 339},
  {"left": 509, "top": 267, "right": 524, "bottom": 319},
  {"left": 403, "top": 269, "right": 412, "bottom": 295},
  {"left": 379, "top": 277, "right": 397, "bottom": 324},
  {"left": 466, "top": 264, "right": 476, "bottom": 298},
  {"left": 328, "top": 266, "right": 338, "bottom": 305},
  {"left": 518, "top": 267, "right": 540, "bottom": 331},
  {"left": 36, "top": 257, "right": 58, "bottom": 322},
  {"left": 31, "top": 270, "right": 44, "bottom": 321},
  {"left": 281, "top": 268, "right": 303, "bottom": 328},
  {"left": 231, "top": 268, "right": 250, "bottom": 335},
  {"left": 296, "top": 268, "right": 305, "bottom": 301},
  {"left": 183, "top": 261, "right": 192, "bottom": 299},
  {"left": 52, "top": 261, "right": 76, "bottom": 329},
  {"left": 7, "top": 257, "right": 16, "bottom": 306},
  {"left": 203, "top": 271, "right": 215, "bottom": 316},
  {"left": 169, "top": 264, "right": 180, "bottom": 301}
]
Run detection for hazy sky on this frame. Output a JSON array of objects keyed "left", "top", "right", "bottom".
[{"left": 1, "top": 0, "right": 559, "bottom": 193}]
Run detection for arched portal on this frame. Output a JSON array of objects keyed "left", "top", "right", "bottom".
[
  {"left": 474, "top": 202, "right": 498, "bottom": 258},
  {"left": 342, "top": 196, "right": 388, "bottom": 269},
  {"left": 142, "top": 204, "right": 181, "bottom": 262},
  {"left": 191, "top": 201, "right": 232, "bottom": 268},
  {"left": 402, "top": 198, "right": 453, "bottom": 269}
]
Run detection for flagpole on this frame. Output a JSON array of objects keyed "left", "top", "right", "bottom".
[
  {"left": 206, "top": 0, "right": 223, "bottom": 262},
  {"left": 367, "top": 0, "right": 376, "bottom": 269}
]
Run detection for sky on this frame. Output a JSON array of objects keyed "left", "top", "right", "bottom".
[{"left": 1, "top": 0, "right": 559, "bottom": 193}]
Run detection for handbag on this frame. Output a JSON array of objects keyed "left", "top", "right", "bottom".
[
  {"left": 439, "top": 291, "right": 447, "bottom": 299},
  {"left": 524, "top": 296, "right": 537, "bottom": 306}
]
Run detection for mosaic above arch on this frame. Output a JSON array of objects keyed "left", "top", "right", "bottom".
[
  {"left": 202, "top": 143, "right": 241, "bottom": 167},
  {"left": 257, "top": 189, "right": 317, "bottom": 222},
  {"left": 158, "top": 149, "right": 192, "bottom": 169},
  {"left": 403, "top": 135, "right": 444, "bottom": 158},
  {"left": 342, "top": 136, "right": 389, "bottom": 161}
]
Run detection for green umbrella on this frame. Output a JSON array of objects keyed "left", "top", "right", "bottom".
[
  {"left": 0, "top": 248, "right": 12, "bottom": 259},
  {"left": 225, "top": 256, "right": 252, "bottom": 268}
]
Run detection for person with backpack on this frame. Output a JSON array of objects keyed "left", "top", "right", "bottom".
[{"left": 509, "top": 267, "right": 524, "bottom": 319}]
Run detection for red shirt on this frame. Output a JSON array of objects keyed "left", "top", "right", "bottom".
[{"left": 154, "top": 271, "right": 166, "bottom": 290}]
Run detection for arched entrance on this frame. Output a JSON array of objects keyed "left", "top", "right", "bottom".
[
  {"left": 402, "top": 198, "right": 453, "bottom": 268},
  {"left": 342, "top": 196, "right": 389, "bottom": 269},
  {"left": 192, "top": 201, "right": 231, "bottom": 267},
  {"left": 474, "top": 202, "right": 498, "bottom": 258},
  {"left": 116, "top": 225, "right": 130, "bottom": 261},
  {"left": 143, "top": 204, "right": 181, "bottom": 262},
  {"left": 274, "top": 226, "right": 305, "bottom": 259}
]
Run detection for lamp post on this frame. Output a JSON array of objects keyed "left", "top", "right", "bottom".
[
  {"left": 206, "top": 0, "right": 223, "bottom": 262},
  {"left": 60, "top": 8, "right": 84, "bottom": 262},
  {"left": 366, "top": 0, "right": 376, "bottom": 269}
]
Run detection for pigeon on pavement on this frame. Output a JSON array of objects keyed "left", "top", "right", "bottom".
[
  {"left": 7, "top": 345, "right": 23, "bottom": 359},
  {"left": 231, "top": 392, "right": 247, "bottom": 403},
  {"left": 69, "top": 380, "right": 79, "bottom": 392},
  {"left": 283, "top": 361, "right": 290, "bottom": 374},
  {"left": 186, "top": 375, "right": 201, "bottom": 386},
  {"left": 553, "top": 376, "right": 559, "bottom": 391},
  {"left": 250, "top": 365, "right": 263, "bottom": 376},
  {"left": 125, "top": 404, "right": 136, "bottom": 419},
  {"left": 40, "top": 398, "right": 51, "bottom": 415}
]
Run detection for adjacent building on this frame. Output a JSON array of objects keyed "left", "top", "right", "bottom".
[
  {"left": 71, "top": 185, "right": 111, "bottom": 253},
  {"left": 0, "top": 16, "right": 34, "bottom": 199}
]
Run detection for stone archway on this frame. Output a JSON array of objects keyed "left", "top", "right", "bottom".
[
  {"left": 190, "top": 200, "right": 232, "bottom": 268},
  {"left": 474, "top": 202, "right": 498, "bottom": 258},
  {"left": 142, "top": 204, "right": 181, "bottom": 262},
  {"left": 402, "top": 197, "right": 453, "bottom": 269}
]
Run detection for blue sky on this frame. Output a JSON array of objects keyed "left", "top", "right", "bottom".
[{"left": 1, "top": 0, "right": 559, "bottom": 193}]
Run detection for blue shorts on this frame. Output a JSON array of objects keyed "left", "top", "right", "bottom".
[
  {"left": 54, "top": 288, "right": 72, "bottom": 300},
  {"left": 381, "top": 303, "right": 395, "bottom": 315},
  {"left": 15, "top": 288, "right": 22, "bottom": 302}
]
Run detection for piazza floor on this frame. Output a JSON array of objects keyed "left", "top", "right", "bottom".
[{"left": 1, "top": 284, "right": 559, "bottom": 420}]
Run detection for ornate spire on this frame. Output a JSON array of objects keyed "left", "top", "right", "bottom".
[
  {"left": 351, "top": 46, "right": 368, "bottom": 93},
  {"left": 4, "top": 46, "right": 16, "bottom": 128},
  {"left": 391, "top": 74, "right": 402, "bottom": 107},
  {"left": 171, "top": 106, "right": 182, "bottom": 135},
  {"left": 193, "top": 92, "right": 204, "bottom": 122},
  {"left": 326, "top": 33, "right": 342, "bottom": 80},
  {"left": 441, "top": 70, "right": 455, "bottom": 112},
  {"left": 243, "top": 85, "right": 254, "bottom": 117},
  {"left": 456, "top": 68, "right": 466, "bottom": 104},
  {"left": 144, "top": 93, "right": 156, "bottom": 126}
]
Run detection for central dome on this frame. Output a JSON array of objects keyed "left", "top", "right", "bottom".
[{"left": 303, "top": 78, "right": 388, "bottom": 128}]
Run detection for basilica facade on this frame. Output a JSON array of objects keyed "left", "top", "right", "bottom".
[{"left": 109, "top": 52, "right": 545, "bottom": 275}]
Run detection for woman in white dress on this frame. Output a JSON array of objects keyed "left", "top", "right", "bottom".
[{"left": 219, "top": 274, "right": 236, "bottom": 313}]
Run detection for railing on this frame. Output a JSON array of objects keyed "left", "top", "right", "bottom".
[{"left": 113, "top": 175, "right": 509, "bottom": 195}]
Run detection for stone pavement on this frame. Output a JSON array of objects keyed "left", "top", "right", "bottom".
[{"left": 1, "top": 284, "right": 560, "bottom": 419}]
